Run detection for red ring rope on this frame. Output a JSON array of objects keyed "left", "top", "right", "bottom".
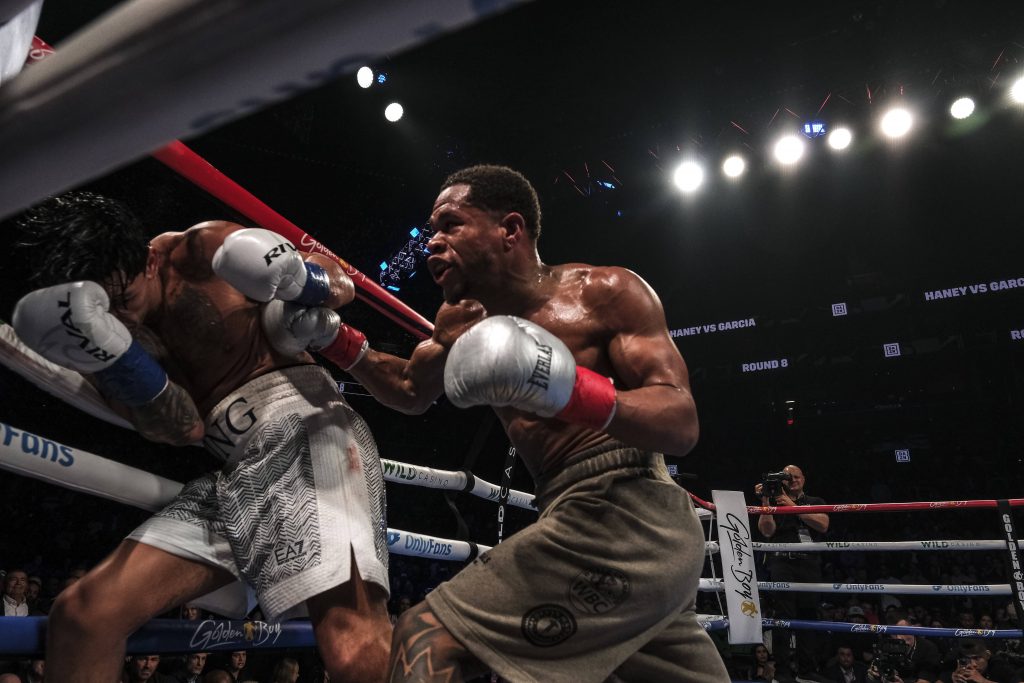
[
  {"left": 28, "top": 36, "right": 433, "bottom": 341},
  {"left": 689, "top": 491, "right": 1024, "bottom": 514}
]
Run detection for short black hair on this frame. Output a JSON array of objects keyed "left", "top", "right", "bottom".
[
  {"left": 441, "top": 164, "right": 542, "bottom": 240},
  {"left": 10, "top": 191, "right": 148, "bottom": 310}
]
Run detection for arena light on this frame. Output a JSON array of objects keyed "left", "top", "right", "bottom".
[
  {"left": 879, "top": 107, "right": 913, "bottom": 139},
  {"left": 384, "top": 102, "right": 404, "bottom": 122},
  {"left": 773, "top": 135, "right": 805, "bottom": 165},
  {"left": 672, "top": 160, "right": 704, "bottom": 193},
  {"left": 827, "top": 127, "right": 852, "bottom": 150},
  {"left": 722, "top": 155, "right": 745, "bottom": 179},
  {"left": 949, "top": 97, "right": 975, "bottom": 120},
  {"left": 1011, "top": 76, "right": 1024, "bottom": 104},
  {"left": 356, "top": 66, "right": 374, "bottom": 89}
]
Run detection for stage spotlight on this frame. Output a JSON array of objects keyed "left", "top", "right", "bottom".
[
  {"left": 827, "top": 127, "right": 852, "bottom": 150},
  {"left": 356, "top": 66, "right": 374, "bottom": 89},
  {"left": 1011, "top": 76, "right": 1024, "bottom": 104},
  {"left": 672, "top": 160, "right": 704, "bottom": 193},
  {"left": 722, "top": 155, "right": 746, "bottom": 178},
  {"left": 949, "top": 97, "right": 975, "bottom": 119},
  {"left": 880, "top": 107, "right": 913, "bottom": 138},
  {"left": 384, "top": 102, "right": 404, "bottom": 122},
  {"left": 773, "top": 135, "right": 805, "bottom": 165}
]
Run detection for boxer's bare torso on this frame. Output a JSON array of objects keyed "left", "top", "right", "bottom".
[{"left": 116, "top": 221, "right": 307, "bottom": 417}]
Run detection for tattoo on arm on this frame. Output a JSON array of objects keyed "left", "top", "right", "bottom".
[
  {"left": 389, "top": 606, "right": 475, "bottom": 683},
  {"left": 129, "top": 381, "right": 203, "bottom": 446}
]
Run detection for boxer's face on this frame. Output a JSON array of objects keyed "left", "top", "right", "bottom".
[
  {"left": 427, "top": 184, "right": 504, "bottom": 303},
  {"left": 106, "top": 245, "right": 163, "bottom": 326}
]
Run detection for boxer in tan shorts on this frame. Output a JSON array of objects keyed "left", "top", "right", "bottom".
[{"left": 263, "top": 164, "right": 730, "bottom": 682}]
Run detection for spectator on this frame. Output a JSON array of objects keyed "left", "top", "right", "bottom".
[
  {"left": 22, "top": 660, "right": 44, "bottom": 683},
  {"left": 202, "top": 672, "right": 232, "bottom": 683},
  {"left": 823, "top": 644, "right": 869, "bottom": 683},
  {"left": 958, "top": 611, "right": 977, "bottom": 630},
  {"left": 746, "top": 643, "right": 780, "bottom": 682},
  {"left": 271, "top": 658, "right": 300, "bottom": 683},
  {"left": 180, "top": 604, "right": 202, "bottom": 622},
  {"left": 2, "top": 568, "right": 29, "bottom": 616},
  {"left": 939, "top": 639, "right": 1015, "bottom": 683},
  {"left": 225, "top": 652, "right": 249, "bottom": 682},
  {"left": 24, "top": 576, "right": 42, "bottom": 613},
  {"left": 846, "top": 606, "right": 876, "bottom": 664},
  {"left": 170, "top": 653, "right": 206, "bottom": 683},
  {"left": 0, "top": 660, "right": 45, "bottom": 683},
  {"left": 123, "top": 655, "right": 173, "bottom": 683}
]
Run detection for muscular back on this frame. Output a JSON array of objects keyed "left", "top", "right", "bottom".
[{"left": 138, "top": 223, "right": 306, "bottom": 416}]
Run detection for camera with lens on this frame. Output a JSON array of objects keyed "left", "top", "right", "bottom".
[
  {"left": 872, "top": 639, "right": 910, "bottom": 682},
  {"left": 759, "top": 470, "right": 792, "bottom": 499}
]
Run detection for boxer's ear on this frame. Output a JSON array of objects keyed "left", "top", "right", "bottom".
[{"left": 500, "top": 212, "right": 526, "bottom": 249}]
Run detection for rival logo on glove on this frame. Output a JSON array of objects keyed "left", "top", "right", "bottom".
[
  {"left": 262, "top": 242, "right": 299, "bottom": 266},
  {"left": 56, "top": 291, "right": 118, "bottom": 363}
]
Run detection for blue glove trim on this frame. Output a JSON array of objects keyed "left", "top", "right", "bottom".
[
  {"left": 292, "top": 262, "right": 331, "bottom": 306},
  {"left": 95, "top": 340, "right": 168, "bottom": 406}
]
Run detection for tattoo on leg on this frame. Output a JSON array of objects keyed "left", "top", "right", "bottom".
[{"left": 389, "top": 607, "right": 464, "bottom": 683}]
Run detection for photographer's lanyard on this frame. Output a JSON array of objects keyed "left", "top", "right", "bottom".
[{"left": 795, "top": 496, "right": 813, "bottom": 543}]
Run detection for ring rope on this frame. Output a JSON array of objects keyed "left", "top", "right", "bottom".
[
  {"left": 690, "top": 492, "right": 1024, "bottom": 514},
  {"left": 0, "top": 616, "right": 317, "bottom": 656},
  {"left": 381, "top": 458, "right": 535, "bottom": 511},
  {"left": 699, "top": 578, "right": 1009, "bottom": 596},
  {"left": 4, "top": 611, "right": 1018, "bottom": 658},
  {"left": 0, "top": 419, "right": 500, "bottom": 561},
  {"left": 26, "top": 39, "right": 432, "bottom": 340},
  {"left": 694, "top": 616, "right": 1023, "bottom": 640},
  {"left": 0, "top": 322, "right": 132, "bottom": 429},
  {"left": 706, "top": 539, "right": 1016, "bottom": 552}
]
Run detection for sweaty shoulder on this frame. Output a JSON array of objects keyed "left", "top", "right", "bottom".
[
  {"left": 556, "top": 264, "right": 666, "bottom": 332},
  {"left": 557, "top": 264, "right": 657, "bottom": 305}
]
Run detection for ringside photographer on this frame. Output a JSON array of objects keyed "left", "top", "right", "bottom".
[
  {"left": 865, "top": 612, "right": 941, "bottom": 683},
  {"left": 937, "top": 640, "right": 1021, "bottom": 683},
  {"left": 756, "top": 464, "right": 830, "bottom": 676}
]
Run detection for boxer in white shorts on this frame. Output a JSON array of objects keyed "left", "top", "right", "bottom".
[{"left": 10, "top": 192, "right": 391, "bottom": 683}]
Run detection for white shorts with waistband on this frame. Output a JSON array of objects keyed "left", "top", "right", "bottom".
[{"left": 127, "top": 364, "right": 389, "bottom": 622}]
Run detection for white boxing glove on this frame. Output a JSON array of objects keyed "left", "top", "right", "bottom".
[
  {"left": 443, "top": 316, "right": 617, "bottom": 430},
  {"left": 262, "top": 300, "right": 369, "bottom": 371},
  {"left": 12, "top": 282, "right": 168, "bottom": 406},
  {"left": 212, "top": 228, "right": 330, "bottom": 305}
]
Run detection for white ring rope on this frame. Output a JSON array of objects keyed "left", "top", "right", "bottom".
[
  {"left": 0, "top": 419, "right": 497, "bottom": 562},
  {"left": 0, "top": 323, "right": 132, "bottom": 429},
  {"left": 381, "top": 459, "right": 536, "bottom": 511},
  {"left": 705, "top": 539, "right": 1015, "bottom": 553},
  {"left": 0, "top": 0, "right": 528, "bottom": 220},
  {"left": 699, "top": 578, "right": 1009, "bottom": 596}
]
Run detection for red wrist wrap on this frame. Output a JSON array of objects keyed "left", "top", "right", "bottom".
[
  {"left": 318, "top": 324, "right": 368, "bottom": 371},
  {"left": 555, "top": 366, "right": 617, "bottom": 431}
]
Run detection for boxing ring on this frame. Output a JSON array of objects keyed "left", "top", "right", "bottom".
[
  {"left": 2, "top": 410, "right": 1022, "bottom": 656},
  {"left": 0, "top": 1, "right": 1022, "bottom": 673}
]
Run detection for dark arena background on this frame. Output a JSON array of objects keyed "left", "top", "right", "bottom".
[{"left": 1, "top": 0, "right": 1024, "bottom": 680}]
